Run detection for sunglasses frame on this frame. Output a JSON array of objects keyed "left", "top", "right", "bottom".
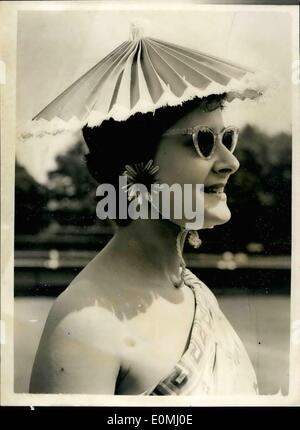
[{"left": 163, "top": 125, "right": 240, "bottom": 160}]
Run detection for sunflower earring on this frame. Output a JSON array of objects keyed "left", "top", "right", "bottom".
[{"left": 122, "top": 159, "right": 160, "bottom": 203}]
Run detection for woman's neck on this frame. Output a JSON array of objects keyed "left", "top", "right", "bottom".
[{"left": 102, "top": 218, "right": 187, "bottom": 287}]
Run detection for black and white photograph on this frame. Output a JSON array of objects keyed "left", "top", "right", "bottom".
[{"left": 1, "top": 0, "right": 299, "bottom": 406}]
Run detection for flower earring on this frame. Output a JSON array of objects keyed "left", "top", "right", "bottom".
[{"left": 122, "top": 159, "right": 160, "bottom": 204}]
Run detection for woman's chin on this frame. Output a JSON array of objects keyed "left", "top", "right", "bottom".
[{"left": 203, "top": 203, "right": 232, "bottom": 229}]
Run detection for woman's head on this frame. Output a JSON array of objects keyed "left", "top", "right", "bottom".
[
  {"left": 82, "top": 93, "right": 240, "bottom": 229},
  {"left": 154, "top": 102, "right": 240, "bottom": 229}
]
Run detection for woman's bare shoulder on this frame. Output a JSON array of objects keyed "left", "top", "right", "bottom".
[
  {"left": 43, "top": 260, "right": 122, "bottom": 333},
  {"left": 29, "top": 269, "right": 127, "bottom": 394}
]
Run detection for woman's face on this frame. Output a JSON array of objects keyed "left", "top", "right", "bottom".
[{"left": 153, "top": 106, "right": 240, "bottom": 229}]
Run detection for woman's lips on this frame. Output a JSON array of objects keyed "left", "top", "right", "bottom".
[
  {"left": 204, "top": 185, "right": 225, "bottom": 193},
  {"left": 204, "top": 185, "right": 226, "bottom": 201}
]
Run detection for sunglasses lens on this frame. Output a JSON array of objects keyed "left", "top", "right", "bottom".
[
  {"left": 222, "top": 129, "right": 237, "bottom": 152},
  {"left": 197, "top": 130, "right": 215, "bottom": 157}
]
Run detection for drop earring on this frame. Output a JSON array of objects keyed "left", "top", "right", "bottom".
[
  {"left": 188, "top": 230, "right": 202, "bottom": 249},
  {"left": 173, "top": 227, "right": 189, "bottom": 289}
]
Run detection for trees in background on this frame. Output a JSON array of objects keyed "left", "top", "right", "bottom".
[
  {"left": 46, "top": 142, "right": 99, "bottom": 227},
  {"left": 15, "top": 162, "right": 49, "bottom": 234}
]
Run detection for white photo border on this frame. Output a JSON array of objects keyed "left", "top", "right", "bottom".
[{"left": 1, "top": 0, "right": 299, "bottom": 407}]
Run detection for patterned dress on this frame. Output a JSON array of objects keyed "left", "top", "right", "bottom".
[{"left": 141, "top": 268, "right": 259, "bottom": 396}]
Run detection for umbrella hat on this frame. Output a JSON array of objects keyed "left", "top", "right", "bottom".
[{"left": 32, "top": 23, "right": 271, "bottom": 129}]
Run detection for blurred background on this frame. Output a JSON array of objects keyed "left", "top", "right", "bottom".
[{"left": 14, "top": 7, "right": 292, "bottom": 396}]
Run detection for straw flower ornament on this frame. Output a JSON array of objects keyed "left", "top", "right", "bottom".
[{"left": 122, "top": 159, "right": 160, "bottom": 204}]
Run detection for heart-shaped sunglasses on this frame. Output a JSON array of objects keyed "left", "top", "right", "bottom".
[{"left": 162, "top": 125, "right": 239, "bottom": 159}]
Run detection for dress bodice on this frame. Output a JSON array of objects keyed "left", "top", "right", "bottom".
[{"left": 141, "top": 268, "right": 259, "bottom": 396}]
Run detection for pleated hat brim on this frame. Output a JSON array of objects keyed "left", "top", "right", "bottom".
[{"left": 33, "top": 37, "right": 268, "bottom": 129}]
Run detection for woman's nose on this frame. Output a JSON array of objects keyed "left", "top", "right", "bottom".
[{"left": 212, "top": 145, "right": 240, "bottom": 175}]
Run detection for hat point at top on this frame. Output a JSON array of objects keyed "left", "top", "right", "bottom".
[
  {"left": 32, "top": 23, "right": 268, "bottom": 129},
  {"left": 130, "top": 20, "right": 146, "bottom": 42}
]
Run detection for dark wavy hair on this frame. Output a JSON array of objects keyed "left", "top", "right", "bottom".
[{"left": 82, "top": 94, "right": 226, "bottom": 226}]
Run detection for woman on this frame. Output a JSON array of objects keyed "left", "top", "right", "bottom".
[{"left": 29, "top": 31, "right": 263, "bottom": 395}]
